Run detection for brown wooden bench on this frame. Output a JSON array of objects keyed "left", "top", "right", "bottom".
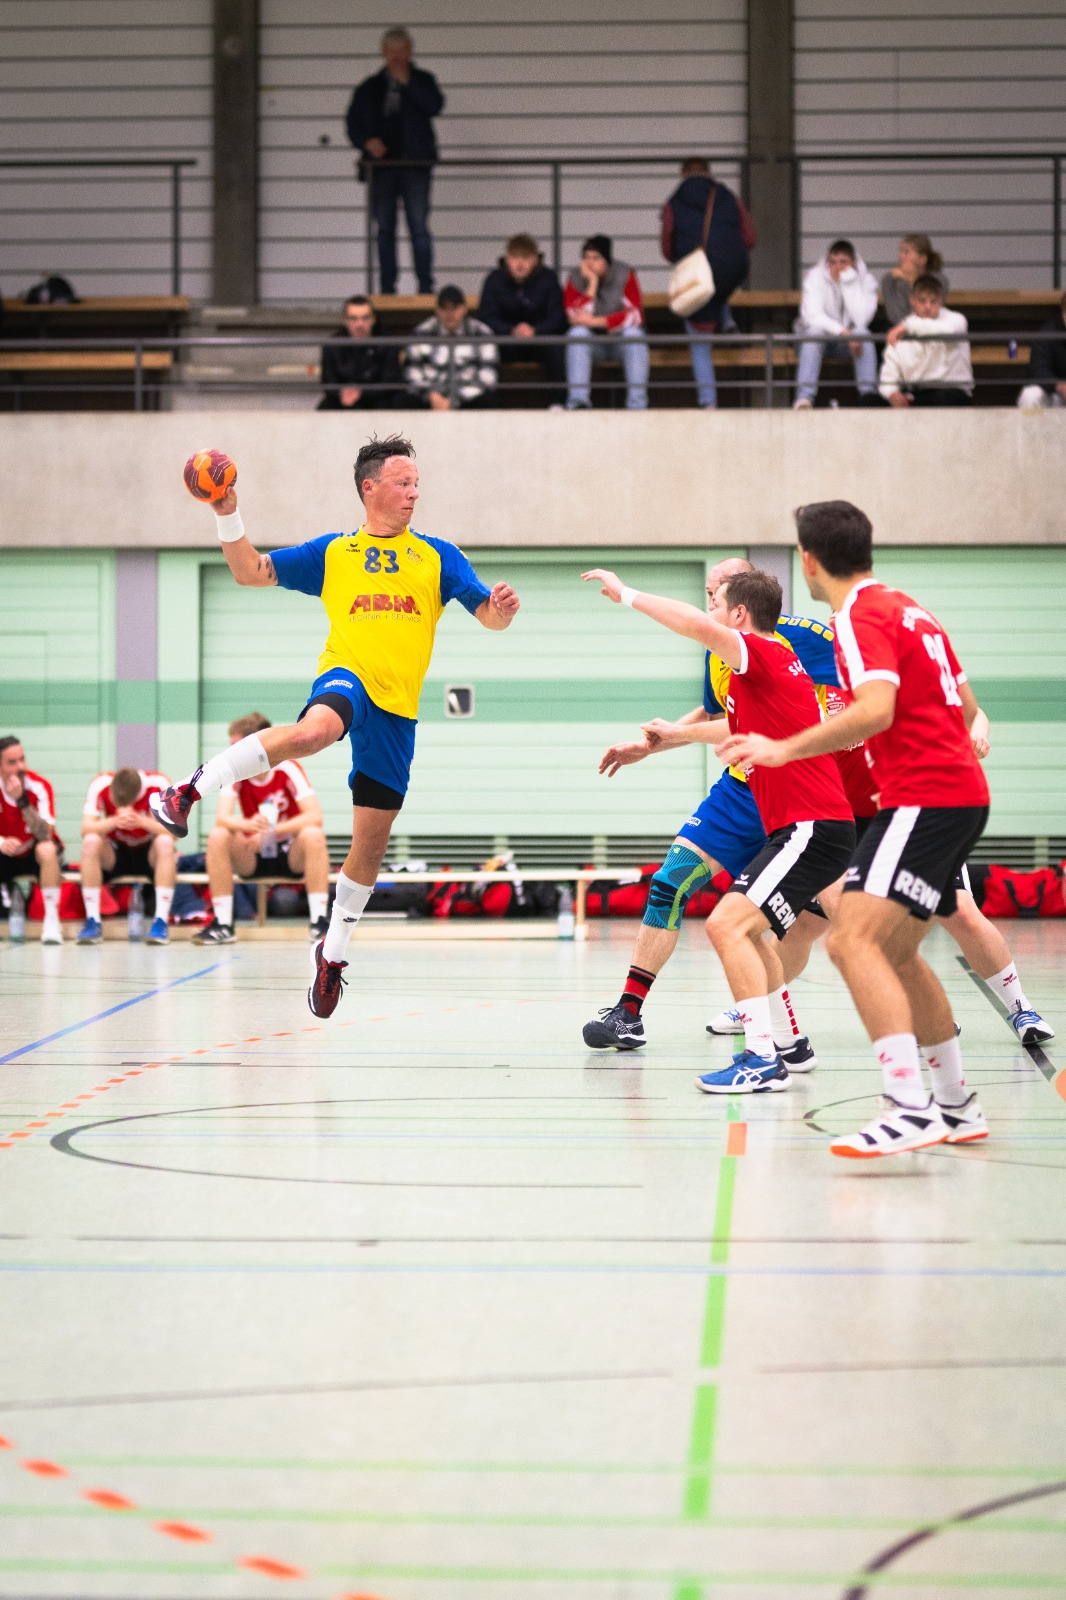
[{"left": 0, "top": 351, "right": 173, "bottom": 372}]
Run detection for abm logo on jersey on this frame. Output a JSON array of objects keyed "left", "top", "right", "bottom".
[{"left": 349, "top": 594, "right": 421, "bottom": 615}]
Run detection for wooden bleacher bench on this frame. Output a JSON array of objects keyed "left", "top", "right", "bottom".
[
  {"left": 0, "top": 350, "right": 173, "bottom": 373},
  {"left": 1, "top": 295, "right": 190, "bottom": 322}
]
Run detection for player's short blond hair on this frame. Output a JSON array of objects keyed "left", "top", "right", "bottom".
[{"left": 228, "top": 712, "right": 272, "bottom": 739}]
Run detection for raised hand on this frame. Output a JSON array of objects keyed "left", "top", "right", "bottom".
[{"left": 581, "top": 568, "right": 623, "bottom": 603}]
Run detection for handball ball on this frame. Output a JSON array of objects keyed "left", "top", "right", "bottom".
[{"left": 184, "top": 448, "right": 236, "bottom": 502}]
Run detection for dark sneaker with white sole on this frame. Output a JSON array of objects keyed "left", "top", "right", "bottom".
[
  {"left": 192, "top": 918, "right": 236, "bottom": 945},
  {"left": 309, "top": 915, "right": 330, "bottom": 943},
  {"left": 937, "top": 1093, "right": 989, "bottom": 1145},
  {"left": 582, "top": 1004, "right": 647, "bottom": 1051},
  {"left": 1008, "top": 1006, "right": 1054, "bottom": 1045},
  {"left": 148, "top": 767, "right": 204, "bottom": 840},
  {"left": 308, "top": 939, "right": 347, "bottom": 1018},
  {"left": 778, "top": 1035, "right": 818, "bottom": 1073}
]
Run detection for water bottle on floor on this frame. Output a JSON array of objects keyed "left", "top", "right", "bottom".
[
  {"left": 128, "top": 883, "right": 145, "bottom": 942},
  {"left": 557, "top": 885, "right": 575, "bottom": 940},
  {"left": 9, "top": 886, "right": 25, "bottom": 943}
]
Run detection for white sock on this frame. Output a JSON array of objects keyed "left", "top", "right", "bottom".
[
  {"left": 154, "top": 886, "right": 174, "bottom": 923},
  {"left": 924, "top": 1034, "right": 967, "bottom": 1108},
  {"left": 214, "top": 894, "right": 233, "bottom": 929},
  {"left": 736, "top": 994, "right": 776, "bottom": 1061},
  {"left": 193, "top": 734, "right": 270, "bottom": 797},
  {"left": 874, "top": 1031, "right": 926, "bottom": 1107},
  {"left": 307, "top": 891, "right": 328, "bottom": 922},
  {"left": 770, "top": 984, "right": 801, "bottom": 1045},
  {"left": 83, "top": 887, "right": 101, "bottom": 922},
  {"left": 984, "top": 960, "right": 1031, "bottom": 1014},
  {"left": 41, "top": 887, "right": 60, "bottom": 917},
  {"left": 322, "top": 871, "right": 374, "bottom": 963}
]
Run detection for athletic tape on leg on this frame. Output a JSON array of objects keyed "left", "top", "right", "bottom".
[{"left": 643, "top": 844, "right": 713, "bottom": 931}]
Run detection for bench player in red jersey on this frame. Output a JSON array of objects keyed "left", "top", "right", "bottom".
[
  {"left": 0, "top": 736, "right": 63, "bottom": 944},
  {"left": 583, "top": 566, "right": 855, "bottom": 1095},
  {"left": 78, "top": 768, "right": 177, "bottom": 945},
  {"left": 722, "top": 501, "right": 992, "bottom": 1157}
]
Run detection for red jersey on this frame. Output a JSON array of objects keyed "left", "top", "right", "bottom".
[
  {"left": 727, "top": 631, "right": 853, "bottom": 833},
  {"left": 225, "top": 761, "right": 313, "bottom": 825},
  {"left": 824, "top": 686, "right": 879, "bottom": 818},
  {"left": 0, "top": 770, "right": 58, "bottom": 857},
  {"left": 833, "top": 581, "right": 989, "bottom": 810},
  {"left": 83, "top": 770, "right": 168, "bottom": 847}
]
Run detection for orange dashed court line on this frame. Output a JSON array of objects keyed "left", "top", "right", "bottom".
[
  {"left": 21, "top": 1460, "right": 67, "bottom": 1478},
  {"left": 83, "top": 1488, "right": 136, "bottom": 1510},
  {"left": 239, "top": 1555, "right": 307, "bottom": 1579},
  {"left": 726, "top": 1122, "right": 748, "bottom": 1156},
  {"left": 155, "top": 1520, "right": 213, "bottom": 1543},
  {"left": 1056, "top": 1070, "right": 1066, "bottom": 1104}
]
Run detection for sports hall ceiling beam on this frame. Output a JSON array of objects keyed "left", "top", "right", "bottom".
[
  {"left": 747, "top": 0, "right": 796, "bottom": 293},
  {"left": 212, "top": 0, "right": 259, "bottom": 305}
]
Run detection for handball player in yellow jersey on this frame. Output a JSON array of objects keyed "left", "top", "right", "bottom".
[{"left": 151, "top": 435, "right": 520, "bottom": 1015}]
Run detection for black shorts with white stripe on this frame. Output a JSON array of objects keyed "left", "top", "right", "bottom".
[
  {"left": 728, "top": 819, "right": 857, "bottom": 939},
  {"left": 843, "top": 804, "right": 988, "bottom": 920}
]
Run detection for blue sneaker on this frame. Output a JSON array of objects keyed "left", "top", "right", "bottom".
[
  {"left": 696, "top": 1049, "right": 790, "bottom": 1095},
  {"left": 1009, "top": 1006, "right": 1054, "bottom": 1046},
  {"left": 145, "top": 916, "right": 169, "bottom": 945},
  {"left": 77, "top": 918, "right": 103, "bottom": 946}
]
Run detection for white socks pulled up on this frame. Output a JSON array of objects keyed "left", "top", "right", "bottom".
[
  {"left": 322, "top": 871, "right": 374, "bottom": 964},
  {"left": 736, "top": 994, "right": 776, "bottom": 1062},
  {"left": 193, "top": 734, "right": 270, "bottom": 797},
  {"left": 874, "top": 1032, "right": 926, "bottom": 1108}
]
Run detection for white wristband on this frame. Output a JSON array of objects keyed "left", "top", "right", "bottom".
[
  {"left": 215, "top": 507, "right": 245, "bottom": 543},
  {"left": 619, "top": 586, "right": 640, "bottom": 608}
]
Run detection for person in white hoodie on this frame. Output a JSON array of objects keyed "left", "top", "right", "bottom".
[
  {"left": 793, "top": 239, "right": 879, "bottom": 407},
  {"left": 879, "top": 276, "right": 973, "bottom": 407}
]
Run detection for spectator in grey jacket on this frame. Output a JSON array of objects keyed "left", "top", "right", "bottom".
[
  {"left": 880, "top": 234, "right": 949, "bottom": 328},
  {"left": 794, "top": 239, "right": 879, "bottom": 407},
  {"left": 405, "top": 285, "right": 499, "bottom": 410},
  {"left": 1017, "top": 293, "right": 1066, "bottom": 408}
]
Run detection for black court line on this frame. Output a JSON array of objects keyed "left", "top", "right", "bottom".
[
  {"left": 50, "top": 1100, "right": 642, "bottom": 1189},
  {"left": 841, "top": 1477, "right": 1066, "bottom": 1599},
  {"left": 956, "top": 954, "right": 1058, "bottom": 1082},
  {"left": 0, "top": 1367, "right": 670, "bottom": 1416}
]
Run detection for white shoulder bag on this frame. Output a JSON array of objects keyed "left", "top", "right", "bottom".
[{"left": 668, "top": 184, "right": 717, "bottom": 318}]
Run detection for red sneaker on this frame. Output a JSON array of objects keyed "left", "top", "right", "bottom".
[
  {"left": 148, "top": 768, "right": 203, "bottom": 840},
  {"left": 308, "top": 939, "right": 348, "bottom": 1018}
]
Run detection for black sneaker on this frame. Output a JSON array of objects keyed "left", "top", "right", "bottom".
[
  {"left": 582, "top": 1004, "right": 647, "bottom": 1051},
  {"left": 148, "top": 767, "right": 203, "bottom": 840},
  {"left": 192, "top": 918, "right": 236, "bottom": 945},
  {"left": 778, "top": 1035, "right": 818, "bottom": 1073},
  {"left": 309, "top": 915, "right": 330, "bottom": 943},
  {"left": 308, "top": 939, "right": 347, "bottom": 1019}
]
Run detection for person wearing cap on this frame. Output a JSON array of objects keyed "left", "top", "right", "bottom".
[
  {"left": 404, "top": 286, "right": 499, "bottom": 410},
  {"left": 564, "top": 235, "right": 648, "bottom": 410}
]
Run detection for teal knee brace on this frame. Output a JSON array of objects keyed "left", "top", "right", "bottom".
[{"left": 643, "top": 843, "right": 713, "bottom": 931}]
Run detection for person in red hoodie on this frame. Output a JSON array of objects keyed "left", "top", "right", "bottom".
[{"left": 564, "top": 235, "right": 647, "bottom": 410}]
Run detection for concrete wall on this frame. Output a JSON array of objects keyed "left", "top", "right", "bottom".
[{"left": 2, "top": 411, "right": 1065, "bottom": 551}]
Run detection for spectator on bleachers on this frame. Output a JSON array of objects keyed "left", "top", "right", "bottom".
[
  {"left": 405, "top": 285, "right": 498, "bottom": 410},
  {"left": 564, "top": 235, "right": 647, "bottom": 410},
  {"left": 478, "top": 233, "right": 567, "bottom": 402},
  {"left": 880, "top": 234, "right": 949, "bottom": 328},
  {"left": 793, "top": 239, "right": 879, "bottom": 408},
  {"left": 878, "top": 275, "right": 973, "bottom": 407},
  {"left": 346, "top": 27, "right": 444, "bottom": 294},
  {"left": 660, "top": 158, "right": 757, "bottom": 408},
  {"left": 1017, "top": 292, "right": 1066, "bottom": 409},
  {"left": 317, "top": 294, "right": 404, "bottom": 410}
]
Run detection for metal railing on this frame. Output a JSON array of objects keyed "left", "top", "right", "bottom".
[
  {"left": 1, "top": 328, "right": 1058, "bottom": 412},
  {"left": 0, "top": 157, "right": 197, "bottom": 296}
]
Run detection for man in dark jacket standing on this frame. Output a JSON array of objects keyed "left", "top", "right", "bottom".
[
  {"left": 478, "top": 234, "right": 567, "bottom": 402},
  {"left": 346, "top": 27, "right": 444, "bottom": 294},
  {"left": 317, "top": 294, "right": 404, "bottom": 410},
  {"left": 661, "top": 158, "right": 757, "bottom": 408}
]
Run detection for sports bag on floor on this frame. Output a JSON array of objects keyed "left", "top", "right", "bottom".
[{"left": 980, "top": 864, "right": 1066, "bottom": 919}]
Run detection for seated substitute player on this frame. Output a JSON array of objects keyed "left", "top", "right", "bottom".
[
  {"left": 0, "top": 735, "right": 63, "bottom": 945},
  {"left": 193, "top": 712, "right": 331, "bottom": 946},
  {"left": 583, "top": 566, "right": 855, "bottom": 1095},
  {"left": 721, "top": 499, "right": 992, "bottom": 1156},
  {"left": 582, "top": 557, "right": 839, "bottom": 1067},
  {"left": 150, "top": 434, "right": 519, "bottom": 1016},
  {"left": 78, "top": 767, "right": 177, "bottom": 945}
]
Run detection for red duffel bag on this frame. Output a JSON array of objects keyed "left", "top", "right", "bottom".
[{"left": 980, "top": 864, "right": 1066, "bottom": 919}]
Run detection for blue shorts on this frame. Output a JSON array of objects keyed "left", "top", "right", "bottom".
[
  {"left": 302, "top": 668, "right": 417, "bottom": 799},
  {"left": 676, "top": 771, "right": 767, "bottom": 879}
]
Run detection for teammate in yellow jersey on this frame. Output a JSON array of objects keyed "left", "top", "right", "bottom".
[{"left": 151, "top": 434, "right": 520, "bottom": 1016}]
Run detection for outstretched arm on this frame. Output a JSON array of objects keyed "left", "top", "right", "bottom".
[
  {"left": 210, "top": 489, "right": 278, "bottom": 588},
  {"left": 476, "top": 583, "right": 520, "bottom": 631},
  {"left": 720, "top": 679, "right": 897, "bottom": 769},
  {"left": 581, "top": 568, "right": 744, "bottom": 668}
]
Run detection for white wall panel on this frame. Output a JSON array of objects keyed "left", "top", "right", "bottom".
[
  {"left": 0, "top": 0, "right": 212, "bottom": 300},
  {"left": 795, "top": 1, "right": 1066, "bottom": 287},
  {"left": 259, "top": 0, "right": 747, "bottom": 303}
]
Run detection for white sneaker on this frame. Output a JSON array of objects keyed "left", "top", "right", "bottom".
[
  {"left": 829, "top": 1095, "right": 949, "bottom": 1160},
  {"left": 937, "top": 1093, "right": 989, "bottom": 1145},
  {"left": 41, "top": 915, "right": 63, "bottom": 946},
  {"left": 706, "top": 1005, "right": 744, "bottom": 1036},
  {"left": 793, "top": 397, "right": 813, "bottom": 410}
]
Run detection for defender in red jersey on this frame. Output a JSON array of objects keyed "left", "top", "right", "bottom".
[
  {"left": 194, "top": 711, "right": 331, "bottom": 946},
  {"left": 0, "top": 736, "right": 64, "bottom": 944},
  {"left": 722, "top": 501, "right": 990, "bottom": 1157},
  {"left": 583, "top": 566, "right": 854, "bottom": 1095},
  {"left": 79, "top": 768, "right": 177, "bottom": 945}
]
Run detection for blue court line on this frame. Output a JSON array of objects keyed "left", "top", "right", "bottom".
[{"left": 0, "top": 960, "right": 233, "bottom": 1067}]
